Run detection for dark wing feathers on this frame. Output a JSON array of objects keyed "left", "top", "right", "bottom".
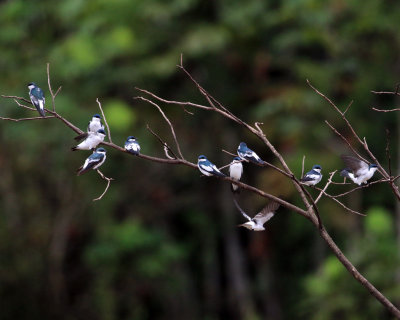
[
  {"left": 340, "top": 155, "right": 368, "bottom": 175},
  {"left": 261, "top": 201, "right": 280, "bottom": 214},
  {"left": 74, "top": 132, "right": 88, "bottom": 141}
]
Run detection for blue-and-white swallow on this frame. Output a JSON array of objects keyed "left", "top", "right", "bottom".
[
  {"left": 229, "top": 156, "right": 243, "bottom": 193},
  {"left": 237, "top": 142, "right": 265, "bottom": 164},
  {"left": 124, "top": 136, "right": 140, "bottom": 155},
  {"left": 28, "top": 82, "right": 45, "bottom": 117},
  {"left": 238, "top": 201, "right": 280, "bottom": 231},
  {"left": 301, "top": 165, "right": 322, "bottom": 186},
  {"left": 72, "top": 129, "right": 106, "bottom": 151},
  {"left": 197, "top": 155, "right": 226, "bottom": 177},
  {"left": 87, "top": 114, "right": 104, "bottom": 133},
  {"left": 77, "top": 148, "right": 107, "bottom": 176},
  {"left": 340, "top": 155, "right": 378, "bottom": 185}
]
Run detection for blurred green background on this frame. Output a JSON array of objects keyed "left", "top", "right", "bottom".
[{"left": 1, "top": 0, "right": 400, "bottom": 319}]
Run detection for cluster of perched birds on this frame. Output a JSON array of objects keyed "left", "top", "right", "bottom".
[
  {"left": 28, "top": 82, "right": 379, "bottom": 231},
  {"left": 28, "top": 83, "right": 141, "bottom": 175},
  {"left": 197, "top": 143, "right": 379, "bottom": 231}
]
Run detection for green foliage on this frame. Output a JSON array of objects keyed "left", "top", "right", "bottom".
[{"left": 301, "top": 208, "right": 400, "bottom": 319}]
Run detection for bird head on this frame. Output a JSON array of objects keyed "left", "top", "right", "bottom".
[
  {"left": 96, "top": 148, "right": 106, "bottom": 154},
  {"left": 97, "top": 129, "right": 106, "bottom": 135},
  {"left": 238, "top": 142, "right": 247, "bottom": 150},
  {"left": 312, "top": 165, "right": 322, "bottom": 171},
  {"left": 369, "top": 164, "right": 378, "bottom": 170},
  {"left": 27, "top": 82, "right": 36, "bottom": 89},
  {"left": 232, "top": 156, "right": 242, "bottom": 163},
  {"left": 93, "top": 114, "right": 102, "bottom": 119},
  {"left": 198, "top": 155, "right": 207, "bottom": 161},
  {"left": 127, "top": 136, "right": 136, "bottom": 141}
]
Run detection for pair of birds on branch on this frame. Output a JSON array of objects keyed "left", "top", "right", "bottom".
[
  {"left": 300, "top": 156, "right": 378, "bottom": 187},
  {"left": 28, "top": 83, "right": 141, "bottom": 175}
]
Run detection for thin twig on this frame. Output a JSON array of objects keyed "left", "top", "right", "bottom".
[
  {"left": 325, "top": 120, "right": 368, "bottom": 163},
  {"left": 386, "top": 129, "right": 392, "bottom": 176},
  {"left": 314, "top": 171, "right": 336, "bottom": 204},
  {"left": 372, "top": 107, "right": 400, "bottom": 112},
  {"left": 96, "top": 98, "right": 112, "bottom": 143},
  {"left": 146, "top": 124, "right": 177, "bottom": 159},
  {"left": 135, "top": 96, "right": 184, "bottom": 159},
  {"left": 47, "top": 63, "right": 61, "bottom": 112},
  {"left": 0, "top": 116, "right": 54, "bottom": 122},
  {"left": 93, "top": 169, "right": 114, "bottom": 201},
  {"left": 301, "top": 155, "right": 306, "bottom": 178}
]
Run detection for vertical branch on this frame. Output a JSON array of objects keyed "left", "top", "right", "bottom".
[
  {"left": 46, "top": 63, "right": 62, "bottom": 112},
  {"left": 96, "top": 98, "right": 112, "bottom": 143}
]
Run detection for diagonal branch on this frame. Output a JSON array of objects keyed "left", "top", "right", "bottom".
[
  {"left": 96, "top": 98, "right": 112, "bottom": 143},
  {"left": 93, "top": 169, "right": 114, "bottom": 201},
  {"left": 135, "top": 96, "right": 184, "bottom": 159}
]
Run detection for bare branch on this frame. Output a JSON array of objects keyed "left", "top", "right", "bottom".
[
  {"left": 0, "top": 116, "right": 54, "bottom": 122},
  {"left": 314, "top": 171, "right": 336, "bottom": 204},
  {"left": 146, "top": 124, "right": 177, "bottom": 159},
  {"left": 135, "top": 96, "right": 184, "bottom": 159},
  {"left": 372, "top": 107, "right": 400, "bottom": 112},
  {"left": 93, "top": 169, "right": 114, "bottom": 201},
  {"left": 301, "top": 155, "right": 306, "bottom": 178},
  {"left": 96, "top": 98, "right": 112, "bottom": 143},
  {"left": 47, "top": 63, "right": 62, "bottom": 112}
]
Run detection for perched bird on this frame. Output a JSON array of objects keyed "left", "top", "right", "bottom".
[
  {"left": 77, "top": 148, "right": 107, "bottom": 176},
  {"left": 197, "top": 155, "right": 226, "bottom": 177},
  {"left": 87, "top": 114, "right": 104, "bottom": 133},
  {"left": 28, "top": 82, "right": 45, "bottom": 117},
  {"left": 71, "top": 129, "right": 106, "bottom": 151},
  {"left": 238, "top": 201, "right": 280, "bottom": 231},
  {"left": 124, "top": 136, "right": 140, "bottom": 155},
  {"left": 237, "top": 142, "right": 265, "bottom": 164},
  {"left": 340, "top": 155, "right": 378, "bottom": 185},
  {"left": 229, "top": 156, "right": 243, "bottom": 193},
  {"left": 301, "top": 165, "right": 322, "bottom": 186}
]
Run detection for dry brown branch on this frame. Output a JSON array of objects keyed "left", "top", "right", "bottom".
[
  {"left": 96, "top": 98, "right": 112, "bottom": 143},
  {"left": 301, "top": 155, "right": 306, "bottom": 178},
  {"left": 47, "top": 63, "right": 62, "bottom": 112},
  {"left": 93, "top": 169, "right": 114, "bottom": 201},
  {"left": 372, "top": 107, "right": 400, "bottom": 112},
  {"left": 0, "top": 116, "right": 54, "bottom": 121},
  {"left": 314, "top": 171, "right": 336, "bottom": 204},
  {"left": 135, "top": 96, "right": 184, "bottom": 159},
  {"left": 146, "top": 124, "right": 177, "bottom": 159}
]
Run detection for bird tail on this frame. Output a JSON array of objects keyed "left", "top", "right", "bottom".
[
  {"left": 215, "top": 171, "right": 226, "bottom": 178},
  {"left": 38, "top": 101, "right": 46, "bottom": 117},
  {"left": 76, "top": 166, "right": 88, "bottom": 176},
  {"left": 231, "top": 183, "right": 240, "bottom": 193},
  {"left": 71, "top": 146, "right": 78, "bottom": 151}
]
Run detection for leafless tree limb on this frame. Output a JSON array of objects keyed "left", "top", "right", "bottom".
[
  {"left": 1, "top": 63, "right": 399, "bottom": 318},
  {"left": 93, "top": 169, "right": 114, "bottom": 201},
  {"left": 146, "top": 124, "right": 177, "bottom": 159},
  {"left": 96, "top": 98, "right": 112, "bottom": 143},
  {"left": 135, "top": 96, "right": 184, "bottom": 159}
]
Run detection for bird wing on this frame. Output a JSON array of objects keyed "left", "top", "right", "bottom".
[
  {"left": 340, "top": 155, "right": 368, "bottom": 176},
  {"left": 199, "top": 162, "right": 214, "bottom": 173},
  {"left": 301, "top": 170, "right": 319, "bottom": 182},
  {"left": 233, "top": 197, "right": 252, "bottom": 221},
  {"left": 74, "top": 132, "right": 89, "bottom": 141},
  {"left": 253, "top": 201, "right": 280, "bottom": 224}
]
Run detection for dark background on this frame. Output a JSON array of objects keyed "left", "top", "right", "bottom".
[{"left": 0, "top": 1, "right": 399, "bottom": 319}]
